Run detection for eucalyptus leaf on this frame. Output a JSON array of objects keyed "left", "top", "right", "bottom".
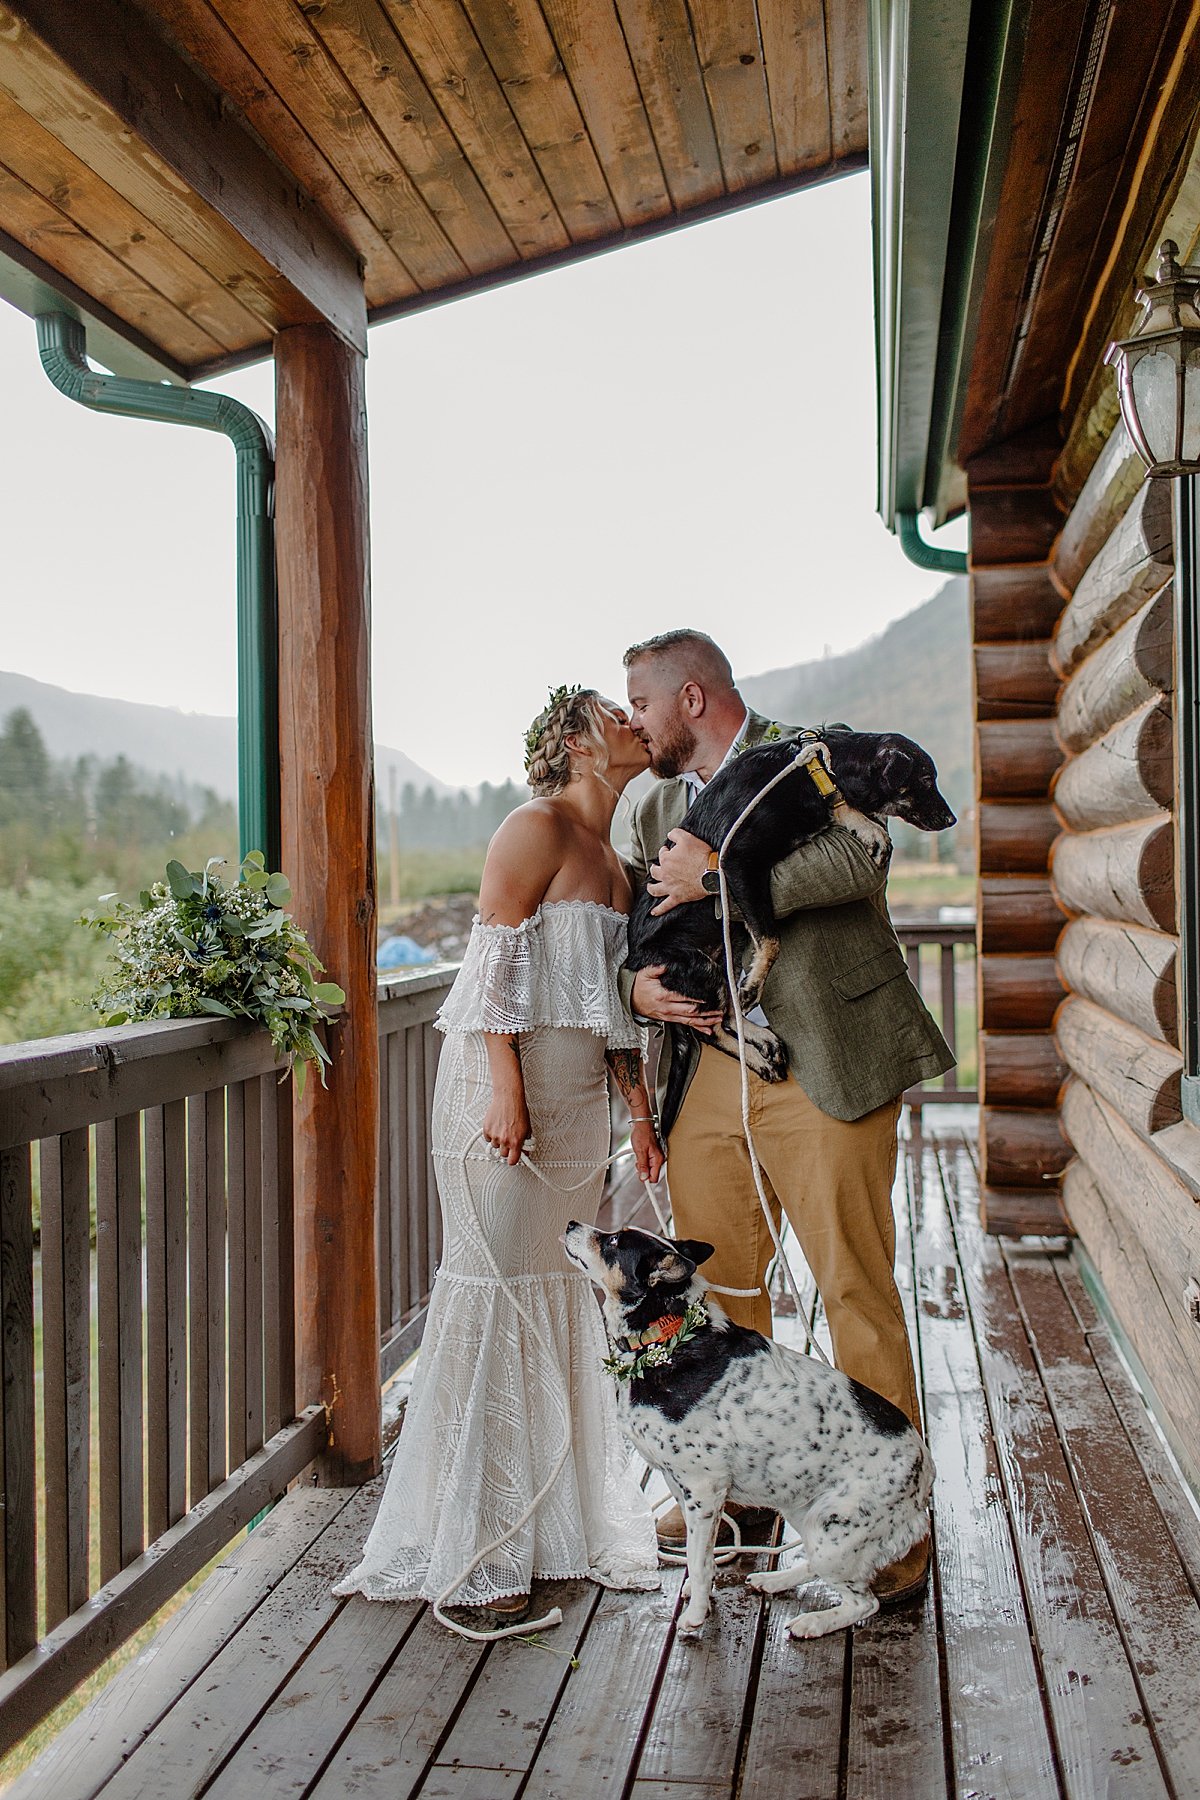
[
  {"left": 242, "top": 850, "right": 266, "bottom": 870},
  {"left": 266, "top": 874, "right": 292, "bottom": 907},
  {"left": 196, "top": 998, "right": 236, "bottom": 1017},
  {"left": 166, "top": 860, "right": 199, "bottom": 900},
  {"left": 313, "top": 982, "right": 346, "bottom": 1005},
  {"left": 293, "top": 1059, "right": 307, "bottom": 1100},
  {"left": 244, "top": 870, "right": 269, "bottom": 891}
]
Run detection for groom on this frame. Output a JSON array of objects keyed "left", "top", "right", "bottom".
[{"left": 620, "top": 629, "right": 952, "bottom": 1604}]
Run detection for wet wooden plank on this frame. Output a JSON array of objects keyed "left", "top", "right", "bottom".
[
  {"left": 39, "top": 1128, "right": 91, "bottom": 1627},
  {"left": 845, "top": 1141, "right": 945, "bottom": 1800},
  {"left": 427, "top": 1579, "right": 598, "bottom": 1784},
  {"left": 311, "top": 1603, "right": 490, "bottom": 1798},
  {"left": 1006, "top": 1245, "right": 1200, "bottom": 1792},
  {"left": 94, "top": 1476, "right": 388, "bottom": 1800},
  {"left": 736, "top": 1604, "right": 846, "bottom": 1798},
  {"left": 1056, "top": 1258, "right": 1200, "bottom": 1596},
  {"left": 6, "top": 1487, "right": 351, "bottom": 1800},
  {"left": 524, "top": 1575, "right": 682, "bottom": 1794},
  {"left": 210, "top": 1589, "right": 423, "bottom": 1798},
  {"left": 636, "top": 1563, "right": 765, "bottom": 1788},
  {"left": 940, "top": 1138, "right": 1171, "bottom": 1797},
  {"left": 911, "top": 1134, "right": 1056, "bottom": 1800}
]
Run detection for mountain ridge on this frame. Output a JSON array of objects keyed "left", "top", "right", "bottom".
[{"left": 0, "top": 668, "right": 453, "bottom": 801}]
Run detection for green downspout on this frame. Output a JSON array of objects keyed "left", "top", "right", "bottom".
[
  {"left": 896, "top": 510, "right": 969, "bottom": 575},
  {"left": 35, "top": 311, "right": 279, "bottom": 868}
]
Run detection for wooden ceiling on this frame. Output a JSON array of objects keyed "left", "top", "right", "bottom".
[{"left": 0, "top": 0, "right": 865, "bottom": 381}]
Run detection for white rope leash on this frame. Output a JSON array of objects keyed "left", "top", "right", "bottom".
[{"left": 714, "top": 747, "right": 834, "bottom": 1366}]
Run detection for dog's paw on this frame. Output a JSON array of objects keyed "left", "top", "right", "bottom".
[{"left": 677, "top": 1606, "right": 709, "bottom": 1638}]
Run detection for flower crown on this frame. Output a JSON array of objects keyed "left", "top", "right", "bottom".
[{"left": 524, "top": 682, "right": 583, "bottom": 771}]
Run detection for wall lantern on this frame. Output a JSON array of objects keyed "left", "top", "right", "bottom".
[{"left": 1105, "top": 240, "right": 1200, "bottom": 476}]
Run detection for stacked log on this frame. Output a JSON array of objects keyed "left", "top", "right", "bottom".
[
  {"left": 1048, "top": 451, "right": 1200, "bottom": 1446},
  {"left": 968, "top": 452, "right": 1070, "bottom": 1232}
]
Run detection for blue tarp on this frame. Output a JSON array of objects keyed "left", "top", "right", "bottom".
[{"left": 377, "top": 934, "right": 438, "bottom": 969}]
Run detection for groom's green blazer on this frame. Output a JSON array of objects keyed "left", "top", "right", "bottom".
[{"left": 620, "top": 710, "right": 954, "bottom": 1130}]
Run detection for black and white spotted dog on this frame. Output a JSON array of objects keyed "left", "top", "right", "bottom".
[{"left": 562, "top": 1222, "right": 934, "bottom": 1640}]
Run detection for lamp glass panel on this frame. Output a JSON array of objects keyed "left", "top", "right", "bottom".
[
  {"left": 1183, "top": 345, "right": 1200, "bottom": 465},
  {"left": 1131, "top": 347, "right": 1180, "bottom": 464}
]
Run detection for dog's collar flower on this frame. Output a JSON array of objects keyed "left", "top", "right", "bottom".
[{"left": 602, "top": 1299, "right": 708, "bottom": 1383}]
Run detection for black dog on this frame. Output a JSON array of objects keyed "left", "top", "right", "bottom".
[{"left": 626, "top": 730, "right": 956, "bottom": 1123}]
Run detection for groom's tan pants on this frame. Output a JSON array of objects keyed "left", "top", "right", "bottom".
[{"left": 665, "top": 1043, "right": 920, "bottom": 1429}]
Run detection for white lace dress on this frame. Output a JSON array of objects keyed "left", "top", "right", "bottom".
[{"left": 334, "top": 900, "right": 660, "bottom": 1608}]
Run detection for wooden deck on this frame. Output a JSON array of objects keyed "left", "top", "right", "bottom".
[{"left": 12, "top": 1116, "right": 1200, "bottom": 1800}]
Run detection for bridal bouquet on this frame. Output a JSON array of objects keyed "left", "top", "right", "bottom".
[{"left": 81, "top": 852, "right": 345, "bottom": 1092}]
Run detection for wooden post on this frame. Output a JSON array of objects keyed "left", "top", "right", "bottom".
[{"left": 275, "top": 323, "right": 380, "bottom": 1486}]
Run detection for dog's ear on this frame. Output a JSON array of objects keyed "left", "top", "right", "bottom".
[
  {"left": 671, "top": 1237, "right": 715, "bottom": 1267},
  {"left": 879, "top": 742, "right": 915, "bottom": 788}
]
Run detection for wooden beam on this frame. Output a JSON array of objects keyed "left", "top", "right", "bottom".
[
  {"left": 979, "top": 876, "right": 1067, "bottom": 954},
  {"left": 980, "top": 1106, "right": 1071, "bottom": 1188},
  {"left": 1051, "top": 815, "right": 1175, "bottom": 932},
  {"left": 276, "top": 323, "right": 379, "bottom": 1486},
  {"left": 974, "top": 643, "right": 1060, "bottom": 719},
  {"left": 1051, "top": 481, "right": 1173, "bottom": 675},
  {"left": 1054, "top": 421, "right": 1144, "bottom": 594},
  {"left": 3, "top": 0, "right": 366, "bottom": 351},
  {"left": 1057, "top": 916, "right": 1178, "bottom": 1047},
  {"left": 980, "top": 1184, "right": 1070, "bottom": 1237},
  {"left": 1052, "top": 700, "right": 1174, "bottom": 833},
  {"left": 1056, "top": 996, "right": 1182, "bottom": 1137},
  {"left": 972, "top": 566, "right": 1064, "bottom": 642},
  {"left": 1057, "top": 584, "right": 1173, "bottom": 753},
  {"left": 977, "top": 721, "right": 1063, "bottom": 799},
  {"left": 968, "top": 483, "right": 1064, "bottom": 565},
  {"left": 979, "top": 1032, "right": 1069, "bottom": 1108},
  {"left": 977, "top": 802, "right": 1059, "bottom": 873},
  {"left": 979, "top": 955, "right": 1066, "bottom": 1031}
]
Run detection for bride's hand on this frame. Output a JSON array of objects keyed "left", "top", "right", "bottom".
[
  {"left": 483, "top": 1089, "right": 532, "bottom": 1166},
  {"left": 631, "top": 1116, "right": 665, "bottom": 1185}
]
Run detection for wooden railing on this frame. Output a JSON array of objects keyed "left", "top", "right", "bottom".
[
  {"left": 376, "top": 966, "right": 456, "bottom": 1382},
  {"left": 0, "top": 1016, "right": 325, "bottom": 1754},
  {"left": 895, "top": 913, "right": 979, "bottom": 1107}
]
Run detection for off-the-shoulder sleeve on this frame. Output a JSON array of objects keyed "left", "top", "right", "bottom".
[{"left": 435, "top": 917, "right": 537, "bottom": 1034}]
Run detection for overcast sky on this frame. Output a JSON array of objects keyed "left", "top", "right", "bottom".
[{"left": 0, "top": 170, "right": 963, "bottom": 788}]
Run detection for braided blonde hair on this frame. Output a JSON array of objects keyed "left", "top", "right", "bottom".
[{"left": 524, "top": 686, "right": 610, "bottom": 797}]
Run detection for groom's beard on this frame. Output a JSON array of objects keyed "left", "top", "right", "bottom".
[{"left": 647, "top": 716, "right": 698, "bottom": 779}]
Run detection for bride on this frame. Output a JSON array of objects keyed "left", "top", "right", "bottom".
[{"left": 335, "top": 685, "right": 682, "bottom": 1629}]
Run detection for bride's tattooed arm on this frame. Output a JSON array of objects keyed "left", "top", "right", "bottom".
[{"left": 606, "top": 1048, "right": 666, "bottom": 1184}]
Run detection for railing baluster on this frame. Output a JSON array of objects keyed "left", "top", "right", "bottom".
[
  {"left": 163, "top": 1099, "right": 188, "bottom": 1528},
  {"left": 187, "top": 1093, "right": 209, "bottom": 1507},
  {"left": 376, "top": 1032, "right": 392, "bottom": 1344},
  {"left": 204, "top": 1090, "right": 227, "bottom": 1491},
  {"left": 145, "top": 1108, "right": 169, "bottom": 1543},
  {"left": 424, "top": 1022, "right": 442, "bottom": 1273},
  {"left": 0, "top": 1144, "right": 35, "bottom": 1666},
  {"left": 94, "top": 1115, "right": 143, "bottom": 1575},
  {"left": 389, "top": 1031, "right": 406, "bottom": 1329},
  {"left": 407, "top": 1024, "right": 428, "bottom": 1315},
  {"left": 274, "top": 1077, "right": 295, "bottom": 1428},
  {"left": 226, "top": 1083, "right": 247, "bottom": 1473},
  {"left": 40, "top": 1129, "right": 90, "bottom": 1629},
  {"left": 242, "top": 1079, "right": 264, "bottom": 1460},
  {"left": 941, "top": 944, "right": 960, "bottom": 1086}
]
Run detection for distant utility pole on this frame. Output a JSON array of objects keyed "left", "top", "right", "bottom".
[{"left": 387, "top": 763, "right": 401, "bottom": 912}]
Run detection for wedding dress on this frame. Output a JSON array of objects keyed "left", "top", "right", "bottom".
[{"left": 334, "top": 900, "right": 660, "bottom": 1608}]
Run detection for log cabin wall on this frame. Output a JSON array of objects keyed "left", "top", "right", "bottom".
[
  {"left": 1049, "top": 433, "right": 1200, "bottom": 1472},
  {"left": 969, "top": 452, "right": 1072, "bottom": 1235}
]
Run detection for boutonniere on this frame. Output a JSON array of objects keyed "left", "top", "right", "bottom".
[
  {"left": 733, "top": 720, "right": 784, "bottom": 757},
  {"left": 602, "top": 1299, "right": 709, "bottom": 1382}
]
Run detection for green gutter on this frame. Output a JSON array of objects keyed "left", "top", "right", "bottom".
[
  {"left": 896, "top": 510, "right": 968, "bottom": 573},
  {"left": 35, "top": 312, "right": 279, "bottom": 868}
]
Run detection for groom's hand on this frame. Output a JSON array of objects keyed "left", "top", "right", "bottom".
[
  {"left": 631, "top": 965, "right": 722, "bottom": 1033},
  {"left": 647, "top": 829, "right": 711, "bottom": 914}
]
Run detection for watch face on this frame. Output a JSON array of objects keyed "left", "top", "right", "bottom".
[{"left": 701, "top": 869, "right": 721, "bottom": 895}]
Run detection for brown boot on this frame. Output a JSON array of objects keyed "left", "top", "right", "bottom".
[
  {"left": 872, "top": 1536, "right": 930, "bottom": 1607},
  {"left": 656, "top": 1500, "right": 778, "bottom": 1552}
]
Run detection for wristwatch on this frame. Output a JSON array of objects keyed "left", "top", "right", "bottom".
[{"left": 700, "top": 848, "right": 721, "bottom": 896}]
